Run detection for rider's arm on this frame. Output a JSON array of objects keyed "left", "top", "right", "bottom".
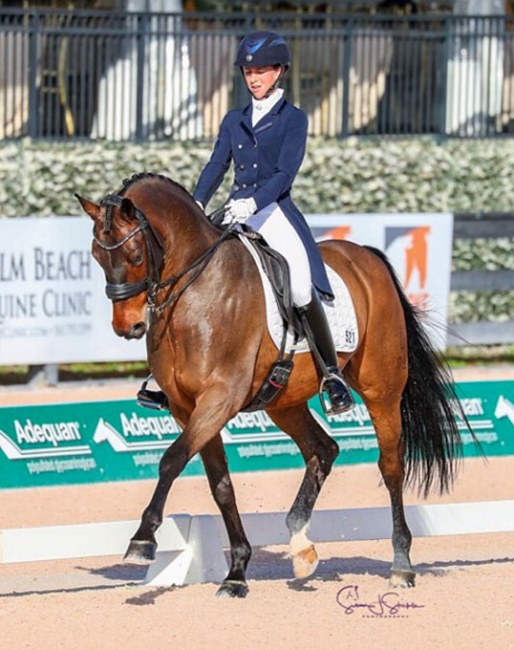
[{"left": 193, "top": 113, "right": 233, "bottom": 208}]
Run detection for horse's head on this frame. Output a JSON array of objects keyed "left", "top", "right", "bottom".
[{"left": 76, "top": 188, "right": 163, "bottom": 340}]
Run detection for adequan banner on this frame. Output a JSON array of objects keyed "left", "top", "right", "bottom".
[{"left": 0, "top": 381, "right": 511, "bottom": 489}]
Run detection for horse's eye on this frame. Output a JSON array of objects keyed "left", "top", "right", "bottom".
[{"left": 131, "top": 253, "right": 144, "bottom": 267}]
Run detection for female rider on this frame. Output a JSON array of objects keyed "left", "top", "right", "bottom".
[{"left": 192, "top": 31, "right": 354, "bottom": 415}]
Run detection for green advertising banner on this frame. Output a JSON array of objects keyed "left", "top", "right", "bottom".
[{"left": 0, "top": 380, "right": 512, "bottom": 489}]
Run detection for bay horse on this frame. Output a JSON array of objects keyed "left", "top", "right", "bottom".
[{"left": 76, "top": 172, "right": 472, "bottom": 598}]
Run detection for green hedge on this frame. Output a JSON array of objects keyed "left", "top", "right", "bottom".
[
  {"left": 2, "top": 137, "right": 514, "bottom": 216},
  {"left": 1, "top": 137, "right": 513, "bottom": 326}
]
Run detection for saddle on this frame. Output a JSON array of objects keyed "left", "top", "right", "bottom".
[{"left": 239, "top": 226, "right": 304, "bottom": 339}]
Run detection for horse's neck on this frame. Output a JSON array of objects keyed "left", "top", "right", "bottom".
[{"left": 158, "top": 199, "right": 218, "bottom": 271}]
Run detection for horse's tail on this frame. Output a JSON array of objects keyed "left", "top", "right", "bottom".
[{"left": 365, "top": 246, "right": 477, "bottom": 497}]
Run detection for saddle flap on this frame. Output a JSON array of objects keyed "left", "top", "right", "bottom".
[{"left": 241, "top": 229, "right": 303, "bottom": 337}]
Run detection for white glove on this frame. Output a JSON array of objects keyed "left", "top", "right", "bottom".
[{"left": 222, "top": 198, "right": 257, "bottom": 225}]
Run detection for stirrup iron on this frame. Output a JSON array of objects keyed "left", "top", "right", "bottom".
[
  {"left": 319, "top": 371, "right": 355, "bottom": 416},
  {"left": 136, "top": 375, "right": 169, "bottom": 411}
]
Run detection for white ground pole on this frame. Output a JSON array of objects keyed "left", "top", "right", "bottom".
[{"left": 1, "top": 501, "right": 513, "bottom": 587}]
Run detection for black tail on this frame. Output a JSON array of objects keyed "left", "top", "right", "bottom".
[{"left": 365, "top": 246, "right": 478, "bottom": 496}]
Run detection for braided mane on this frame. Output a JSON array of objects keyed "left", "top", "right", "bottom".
[
  {"left": 121, "top": 172, "right": 192, "bottom": 200},
  {"left": 101, "top": 173, "right": 194, "bottom": 234}
]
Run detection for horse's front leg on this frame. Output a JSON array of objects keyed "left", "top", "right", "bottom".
[
  {"left": 200, "top": 435, "right": 251, "bottom": 598},
  {"left": 123, "top": 404, "right": 210, "bottom": 565},
  {"left": 268, "top": 404, "right": 340, "bottom": 579},
  {"left": 123, "top": 394, "right": 239, "bottom": 566},
  {"left": 123, "top": 430, "right": 190, "bottom": 564}
]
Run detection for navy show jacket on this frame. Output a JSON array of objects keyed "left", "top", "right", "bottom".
[{"left": 193, "top": 97, "right": 334, "bottom": 300}]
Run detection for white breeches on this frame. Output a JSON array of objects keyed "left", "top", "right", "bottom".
[{"left": 246, "top": 202, "right": 313, "bottom": 307}]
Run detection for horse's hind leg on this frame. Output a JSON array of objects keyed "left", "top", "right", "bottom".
[
  {"left": 267, "top": 404, "right": 339, "bottom": 579},
  {"left": 200, "top": 435, "right": 252, "bottom": 598},
  {"left": 367, "top": 401, "right": 415, "bottom": 587}
]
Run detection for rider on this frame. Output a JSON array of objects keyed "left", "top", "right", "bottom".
[{"left": 192, "top": 30, "right": 354, "bottom": 415}]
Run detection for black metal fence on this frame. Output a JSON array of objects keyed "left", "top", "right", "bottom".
[{"left": 1, "top": 7, "right": 514, "bottom": 141}]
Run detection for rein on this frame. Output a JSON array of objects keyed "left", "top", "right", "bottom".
[
  {"left": 153, "top": 228, "right": 232, "bottom": 315},
  {"left": 94, "top": 193, "right": 232, "bottom": 314}
]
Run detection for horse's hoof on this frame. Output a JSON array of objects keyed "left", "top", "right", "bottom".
[
  {"left": 216, "top": 580, "right": 249, "bottom": 598},
  {"left": 390, "top": 569, "right": 416, "bottom": 588},
  {"left": 292, "top": 544, "right": 319, "bottom": 579},
  {"left": 123, "top": 539, "right": 157, "bottom": 565}
]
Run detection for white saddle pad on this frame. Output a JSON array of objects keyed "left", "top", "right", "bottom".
[{"left": 240, "top": 235, "right": 359, "bottom": 355}]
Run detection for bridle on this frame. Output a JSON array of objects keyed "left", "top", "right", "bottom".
[
  {"left": 94, "top": 193, "right": 232, "bottom": 315},
  {"left": 94, "top": 194, "right": 164, "bottom": 304}
]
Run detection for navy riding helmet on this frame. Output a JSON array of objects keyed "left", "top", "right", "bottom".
[{"left": 234, "top": 31, "right": 290, "bottom": 69}]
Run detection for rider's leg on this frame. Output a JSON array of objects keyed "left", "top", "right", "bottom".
[
  {"left": 248, "top": 202, "right": 312, "bottom": 307},
  {"left": 250, "top": 204, "right": 354, "bottom": 415},
  {"left": 297, "top": 290, "right": 354, "bottom": 414}
]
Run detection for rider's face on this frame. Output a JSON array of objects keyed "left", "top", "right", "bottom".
[{"left": 242, "top": 66, "right": 281, "bottom": 100}]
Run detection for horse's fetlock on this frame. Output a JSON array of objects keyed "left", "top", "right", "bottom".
[
  {"left": 141, "top": 509, "right": 162, "bottom": 534},
  {"left": 288, "top": 522, "right": 311, "bottom": 553},
  {"left": 232, "top": 541, "right": 252, "bottom": 565}
]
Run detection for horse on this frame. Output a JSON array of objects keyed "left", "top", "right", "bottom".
[{"left": 76, "top": 172, "right": 473, "bottom": 598}]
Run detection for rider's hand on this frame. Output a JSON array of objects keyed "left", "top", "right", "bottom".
[{"left": 222, "top": 198, "right": 257, "bottom": 224}]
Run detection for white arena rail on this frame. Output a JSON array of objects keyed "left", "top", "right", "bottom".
[{"left": 1, "top": 501, "right": 513, "bottom": 587}]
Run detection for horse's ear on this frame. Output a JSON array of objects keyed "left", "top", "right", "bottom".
[
  {"left": 120, "top": 197, "right": 137, "bottom": 222},
  {"left": 75, "top": 194, "right": 102, "bottom": 222}
]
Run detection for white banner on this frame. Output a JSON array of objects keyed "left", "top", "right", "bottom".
[
  {"left": 0, "top": 217, "right": 146, "bottom": 364},
  {"left": 0, "top": 213, "right": 453, "bottom": 365}
]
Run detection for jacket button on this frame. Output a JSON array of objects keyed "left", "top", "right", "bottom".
[
  {"left": 240, "top": 164, "right": 245, "bottom": 170},
  {"left": 237, "top": 144, "right": 243, "bottom": 149},
  {"left": 242, "top": 183, "right": 247, "bottom": 188},
  {"left": 253, "top": 163, "right": 258, "bottom": 168}
]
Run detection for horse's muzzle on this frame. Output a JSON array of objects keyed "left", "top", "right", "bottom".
[{"left": 115, "top": 321, "right": 147, "bottom": 340}]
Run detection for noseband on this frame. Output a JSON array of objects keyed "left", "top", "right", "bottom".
[
  {"left": 94, "top": 193, "right": 232, "bottom": 314},
  {"left": 94, "top": 194, "right": 164, "bottom": 303}
]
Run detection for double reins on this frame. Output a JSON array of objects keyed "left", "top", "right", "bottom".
[{"left": 94, "top": 194, "right": 231, "bottom": 315}]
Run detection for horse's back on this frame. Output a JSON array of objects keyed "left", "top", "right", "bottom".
[
  {"left": 318, "top": 238, "right": 403, "bottom": 317},
  {"left": 318, "top": 238, "right": 408, "bottom": 381},
  {"left": 319, "top": 238, "right": 392, "bottom": 282}
]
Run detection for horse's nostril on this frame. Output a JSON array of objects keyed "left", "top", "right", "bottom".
[{"left": 130, "top": 322, "right": 147, "bottom": 339}]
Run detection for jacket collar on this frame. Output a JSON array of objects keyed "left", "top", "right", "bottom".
[
  {"left": 240, "top": 96, "right": 287, "bottom": 135},
  {"left": 242, "top": 96, "right": 287, "bottom": 117}
]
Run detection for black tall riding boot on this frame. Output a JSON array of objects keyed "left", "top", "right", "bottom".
[{"left": 298, "top": 291, "right": 355, "bottom": 415}]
